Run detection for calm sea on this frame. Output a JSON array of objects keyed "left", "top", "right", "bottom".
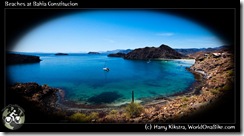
[{"left": 7, "top": 53, "right": 195, "bottom": 106}]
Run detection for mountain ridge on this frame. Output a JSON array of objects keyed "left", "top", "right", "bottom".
[{"left": 124, "top": 44, "right": 184, "bottom": 60}]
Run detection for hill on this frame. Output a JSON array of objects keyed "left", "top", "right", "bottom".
[{"left": 124, "top": 44, "right": 184, "bottom": 60}]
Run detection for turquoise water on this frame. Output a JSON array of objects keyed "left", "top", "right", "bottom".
[{"left": 7, "top": 53, "right": 195, "bottom": 105}]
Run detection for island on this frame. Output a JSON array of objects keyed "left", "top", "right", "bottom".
[
  {"left": 55, "top": 53, "right": 68, "bottom": 55},
  {"left": 6, "top": 53, "right": 41, "bottom": 65},
  {"left": 88, "top": 52, "right": 100, "bottom": 54}
]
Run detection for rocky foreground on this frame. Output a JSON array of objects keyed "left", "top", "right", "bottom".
[
  {"left": 9, "top": 83, "right": 60, "bottom": 113},
  {"left": 8, "top": 48, "right": 234, "bottom": 123}
]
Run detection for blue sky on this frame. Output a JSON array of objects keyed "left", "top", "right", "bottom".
[{"left": 11, "top": 10, "right": 225, "bottom": 53}]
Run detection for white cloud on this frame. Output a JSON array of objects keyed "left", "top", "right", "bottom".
[
  {"left": 103, "top": 38, "right": 115, "bottom": 43},
  {"left": 156, "top": 32, "right": 174, "bottom": 36}
]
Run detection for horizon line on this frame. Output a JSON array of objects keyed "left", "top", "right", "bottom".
[{"left": 7, "top": 45, "right": 228, "bottom": 54}]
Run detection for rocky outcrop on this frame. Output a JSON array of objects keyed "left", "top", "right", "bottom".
[
  {"left": 107, "top": 53, "right": 126, "bottom": 57},
  {"left": 7, "top": 53, "right": 41, "bottom": 65},
  {"left": 55, "top": 53, "right": 68, "bottom": 55},
  {"left": 124, "top": 44, "right": 184, "bottom": 60},
  {"left": 190, "top": 49, "right": 234, "bottom": 90},
  {"left": 9, "top": 83, "right": 59, "bottom": 111},
  {"left": 88, "top": 52, "right": 100, "bottom": 54}
]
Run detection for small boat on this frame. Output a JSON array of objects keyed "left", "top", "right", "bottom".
[
  {"left": 103, "top": 67, "right": 110, "bottom": 71},
  {"left": 147, "top": 59, "right": 151, "bottom": 63}
]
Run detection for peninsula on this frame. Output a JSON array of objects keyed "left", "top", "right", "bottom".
[{"left": 6, "top": 53, "right": 41, "bottom": 65}]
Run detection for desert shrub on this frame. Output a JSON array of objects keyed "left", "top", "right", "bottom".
[
  {"left": 109, "top": 109, "right": 118, "bottom": 115},
  {"left": 210, "top": 88, "right": 219, "bottom": 95},
  {"left": 181, "top": 104, "right": 187, "bottom": 109},
  {"left": 125, "top": 102, "right": 144, "bottom": 118},
  {"left": 182, "top": 96, "right": 189, "bottom": 102},
  {"left": 69, "top": 112, "right": 99, "bottom": 122},
  {"left": 226, "top": 70, "right": 234, "bottom": 76},
  {"left": 105, "top": 110, "right": 119, "bottom": 121},
  {"left": 221, "top": 84, "right": 232, "bottom": 91},
  {"left": 89, "top": 112, "right": 99, "bottom": 120}
]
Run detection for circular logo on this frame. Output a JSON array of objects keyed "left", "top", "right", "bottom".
[{"left": 2, "top": 104, "right": 25, "bottom": 130}]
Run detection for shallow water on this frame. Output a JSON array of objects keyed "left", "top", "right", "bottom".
[{"left": 7, "top": 53, "right": 195, "bottom": 105}]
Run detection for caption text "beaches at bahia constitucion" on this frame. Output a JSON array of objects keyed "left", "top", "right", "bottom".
[{"left": 5, "top": 1, "right": 78, "bottom": 7}]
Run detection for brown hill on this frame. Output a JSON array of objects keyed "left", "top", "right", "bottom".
[{"left": 124, "top": 44, "right": 184, "bottom": 60}]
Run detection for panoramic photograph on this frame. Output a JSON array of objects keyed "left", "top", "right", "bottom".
[{"left": 4, "top": 9, "right": 236, "bottom": 131}]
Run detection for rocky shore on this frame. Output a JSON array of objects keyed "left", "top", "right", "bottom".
[
  {"left": 122, "top": 49, "right": 234, "bottom": 123},
  {"left": 9, "top": 83, "right": 60, "bottom": 113},
  {"left": 8, "top": 48, "right": 234, "bottom": 123},
  {"left": 98, "top": 48, "right": 234, "bottom": 123}
]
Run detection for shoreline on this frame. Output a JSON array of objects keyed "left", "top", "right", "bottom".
[
  {"left": 52, "top": 66, "right": 204, "bottom": 111},
  {"left": 8, "top": 49, "right": 234, "bottom": 123},
  {"left": 8, "top": 63, "right": 204, "bottom": 111}
]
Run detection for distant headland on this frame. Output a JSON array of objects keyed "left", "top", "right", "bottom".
[
  {"left": 55, "top": 53, "right": 69, "bottom": 55},
  {"left": 88, "top": 52, "right": 100, "bottom": 54},
  {"left": 6, "top": 53, "right": 41, "bottom": 65}
]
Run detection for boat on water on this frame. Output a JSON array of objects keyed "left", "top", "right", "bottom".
[{"left": 103, "top": 67, "right": 110, "bottom": 71}]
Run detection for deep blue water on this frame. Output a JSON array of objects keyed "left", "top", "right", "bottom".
[{"left": 7, "top": 53, "right": 195, "bottom": 105}]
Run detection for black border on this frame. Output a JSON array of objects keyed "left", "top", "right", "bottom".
[{"left": 2, "top": 0, "right": 240, "bottom": 132}]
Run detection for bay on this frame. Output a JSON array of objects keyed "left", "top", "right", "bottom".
[{"left": 7, "top": 53, "right": 195, "bottom": 105}]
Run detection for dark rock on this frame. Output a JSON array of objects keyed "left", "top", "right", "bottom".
[
  {"left": 55, "top": 53, "right": 68, "bottom": 55},
  {"left": 196, "top": 56, "right": 205, "bottom": 61},
  {"left": 9, "top": 83, "right": 59, "bottom": 108},
  {"left": 10, "top": 83, "right": 58, "bottom": 98},
  {"left": 87, "top": 91, "right": 123, "bottom": 104},
  {"left": 108, "top": 53, "right": 126, "bottom": 57},
  {"left": 88, "top": 52, "right": 100, "bottom": 54},
  {"left": 7, "top": 53, "right": 41, "bottom": 65},
  {"left": 124, "top": 44, "right": 183, "bottom": 60}
]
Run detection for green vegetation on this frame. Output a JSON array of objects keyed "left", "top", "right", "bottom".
[
  {"left": 182, "top": 96, "right": 189, "bottom": 102},
  {"left": 210, "top": 88, "right": 220, "bottom": 95},
  {"left": 110, "top": 109, "right": 118, "bottom": 115},
  {"left": 69, "top": 112, "right": 99, "bottom": 122},
  {"left": 181, "top": 104, "right": 187, "bottom": 108},
  {"left": 106, "top": 109, "right": 119, "bottom": 120},
  {"left": 221, "top": 84, "right": 232, "bottom": 91},
  {"left": 226, "top": 70, "right": 234, "bottom": 76},
  {"left": 125, "top": 102, "right": 144, "bottom": 118}
]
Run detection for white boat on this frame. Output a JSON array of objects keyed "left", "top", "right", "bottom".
[
  {"left": 103, "top": 67, "right": 110, "bottom": 71},
  {"left": 147, "top": 59, "right": 151, "bottom": 63}
]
